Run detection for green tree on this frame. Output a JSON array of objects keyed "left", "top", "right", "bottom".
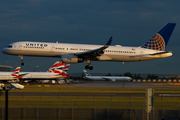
[
  {"left": 106, "top": 73, "right": 112, "bottom": 76},
  {"left": 137, "top": 73, "right": 143, "bottom": 79},
  {"left": 146, "top": 74, "right": 159, "bottom": 79},
  {"left": 124, "top": 72, "right": 134, "bottom": 79}
]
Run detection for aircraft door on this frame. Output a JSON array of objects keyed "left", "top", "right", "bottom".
[
  {"left": 140, "top": 50, "right": 143, "bottom": 56},
  {"left": 51, "top": 45, "right": 55, "bottom": 52},
  {"left": 18, "top": 44, "right": 22, "bottom": 50}
]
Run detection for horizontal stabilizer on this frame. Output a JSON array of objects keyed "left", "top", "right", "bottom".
[
  {"left": 150, "top": 51, "right": 172, "bottom": 55},
  {"left": 130, "top": 51, "right": 173, "bottom": 57}
]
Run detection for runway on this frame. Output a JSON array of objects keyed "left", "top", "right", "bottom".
[
  {"left": 78, "top": 82, "right": 180, "bottom": 89},
  {"left": 3, "top": 93, "right": 180, "bottom": 98},
  {"left": 3, "top": 82, "right": 180, "bottom": 97}
]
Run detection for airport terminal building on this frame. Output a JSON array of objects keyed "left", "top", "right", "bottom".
[{"left": 0, "top": 65, "right": 13, "bottom": 72}]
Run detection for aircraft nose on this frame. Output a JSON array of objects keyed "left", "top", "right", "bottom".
[
  {"left": 2, "top": 48, "right": 6, "bottom": 53},
  {"left": 129, "top": 78, "right": 133, "bottom": 82},
  {"left": 2, "top": 48, "right": 9, "bottom": 54}
]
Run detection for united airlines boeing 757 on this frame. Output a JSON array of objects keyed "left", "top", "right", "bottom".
[{"left": 2, "top": 23, "right": 176, "bottom": 70}]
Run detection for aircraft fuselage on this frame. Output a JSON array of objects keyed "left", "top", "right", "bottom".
[{"left": 2, "top": 41, "right": 173, "bottom": 62}]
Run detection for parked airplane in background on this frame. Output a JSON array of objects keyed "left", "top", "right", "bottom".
[
  {"left": 0, "top": 62, "right": 70, "bottom": 82},
  {"left": 83, "top": 70, "right": 132, "bottom": 82},
  {"left": 0, "top": 67, "right": 21, "bottom": 81},
  {"left": 19, "top": 62, "right": 70, "bottom": 82},
  {"left": 47, "top": 61, "right": 60, "bottom": 72},
  {"left": 2, "top": 23, "right": 176, "bottom": 70}
]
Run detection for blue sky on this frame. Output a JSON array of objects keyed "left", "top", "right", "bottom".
[{"left": 0, "top": 0, "right": 180, "bottom": 75}]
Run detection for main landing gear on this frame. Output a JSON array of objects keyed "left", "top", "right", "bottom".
[
  {"left": 85, "top": 60, "right": 93, "bottom": 70},
  {"left": 85, "top": 65, "right": 93, "bottom": 70},
  {"left": 18, "top": 55, "right": 24, "bottom": 66}
]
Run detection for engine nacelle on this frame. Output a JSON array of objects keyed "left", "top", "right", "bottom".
[
  {"left": 61, "top": 54, "right": 83, "bottom": 64},
  {"left": 111, "top": 79, "right": 116, "bottom": 82}
]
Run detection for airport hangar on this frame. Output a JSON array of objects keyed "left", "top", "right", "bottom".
[{"left": 0, "top": 65, "right": 12, "bottom": 72}]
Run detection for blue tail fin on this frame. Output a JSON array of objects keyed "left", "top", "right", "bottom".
[{"left": 141, "top": 23, "right": 176, "bottom": 51}]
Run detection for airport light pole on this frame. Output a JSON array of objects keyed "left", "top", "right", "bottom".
[
  {"left": 2, "top": 87, "right": 11, "bottom": 120},
  {"left": 2, "top": 83, "right": 24, "bottom": 120},
  {"left": 33, "top": 66, "right": 39, "bottom": 72},
  {"left": 5, "top": 88, "right": 8, "bottom": 120}
]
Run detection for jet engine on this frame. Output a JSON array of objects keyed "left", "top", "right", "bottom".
[{"left": 61, "top": 54, "right": 83, "bottom": 64}]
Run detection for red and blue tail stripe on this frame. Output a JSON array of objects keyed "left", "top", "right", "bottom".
[
  {"left": 11, "top": 67, "right": 21, "bottom": 78},
  {"left": 47, "top": 61, "right": 60, "bottom": 72}
]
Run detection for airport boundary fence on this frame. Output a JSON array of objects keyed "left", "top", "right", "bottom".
[{"left": 0, "top": 97, "right": 180, "bottom": 120}]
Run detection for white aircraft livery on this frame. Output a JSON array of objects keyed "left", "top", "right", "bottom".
[
  {"left": 83, "top": 70, "right": 132, "bottom": 82},
  {"left": 2, "top": 23, "right": 176, "bottom": 70},
  {"left": 19, "top": 61, "right": 70, "bottom": 81},
  {"left": 0, "top": 62, "right": 70, "bottom": 82},
  {"left": 0, "top": 67, "right": 21, "bottom": 81}
]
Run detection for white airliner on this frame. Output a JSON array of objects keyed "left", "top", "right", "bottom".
[
  {"left": 0, "top": 62, "right": 70, "bottom": 82},
  {"left": 83, "top": 70, "right": 132, "bottom": 82},
  {"left": 2, "top": 23, "right": 176, "bottom": 70},
  {"left": 0, "top": 67, "right": 21, "bottom": 81},
  {"left": 19, "top": 61, "right": 70, "bottom": 81}
]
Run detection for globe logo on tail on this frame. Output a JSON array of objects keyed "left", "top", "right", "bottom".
[{"left": 141, "top": 33, "right": 165, "bottom": 51}]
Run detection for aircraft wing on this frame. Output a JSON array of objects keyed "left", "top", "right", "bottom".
[
  {"left": 75, "top": 36, "right": 112, "bottom": 59},
  {"left": 18, "top": 73, "right": 28, "bottom": 77},
  {"left": 102, "top": 77, "right": 116, "bottom": 82},
  {"left": 102, "top": 77, "right": 110, "bottom": 80}
]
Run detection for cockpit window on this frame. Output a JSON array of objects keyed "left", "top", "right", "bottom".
[{"left": 7, "top": 45, "right": 12, "bottom": 48}]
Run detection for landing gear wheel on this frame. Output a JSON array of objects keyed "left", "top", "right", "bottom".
[
  {"left": 85, "top": 65, "right": 93, "bottom": 70},
  {"left": 21, "top": 62, "right": 24, "bottom": 66},
  {"left": 85, "top": 65, "right": 89, "bottom": 69},
  {"left": 19, "top": 55, "right": 24, "bottom": 66},
  {"left": 89, "top": 66, "right": 93, "bottom": 70}
]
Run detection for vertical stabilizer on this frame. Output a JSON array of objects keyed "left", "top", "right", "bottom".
[
  {"left": 47, "top": 61, "right": 60, "bottom": 72},
  {"left": 53, "top": 62, "right": 66, "bottom": 74},
  {"left": 11, "top": 67, "right": 21, "bottom": 77},
  {"left": 141, "top": 23, "right": 176, "bottom": 51},
  {"left": 83, "top": 70, "right": 91, "bottom": 76},
  {"left": 63, "top": 64, "right": 70, "bottom": 74}
]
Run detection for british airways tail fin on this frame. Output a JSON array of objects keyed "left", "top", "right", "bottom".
[
  {"left": 141, "top": 23, "right": 176, "bottom": 51},
  {"left": 53, "top": 62, "right": 66, "bottom": 74},
  {"left": 11, "top": 67, "right": 21, "bottom": 77},
  {"left": 47, "top": 61, "right": 60, "bottom": 72},
  {"left": 63, "top": 64, "right": 70, "bottom": 74}
]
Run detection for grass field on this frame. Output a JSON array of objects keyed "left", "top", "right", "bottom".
[
  {"left": 0, "top": 97, "right": 179, "bottom": 110},
  {"left": 2, "top": 83, "right": 180, "bottom": 94},
  {"left": 0, "top": 83, "right": 179, "bottom": 110}
]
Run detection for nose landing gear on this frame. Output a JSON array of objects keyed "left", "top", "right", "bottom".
[{"left": 18, "top": 55, "right": 24, "bottom": 66}]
